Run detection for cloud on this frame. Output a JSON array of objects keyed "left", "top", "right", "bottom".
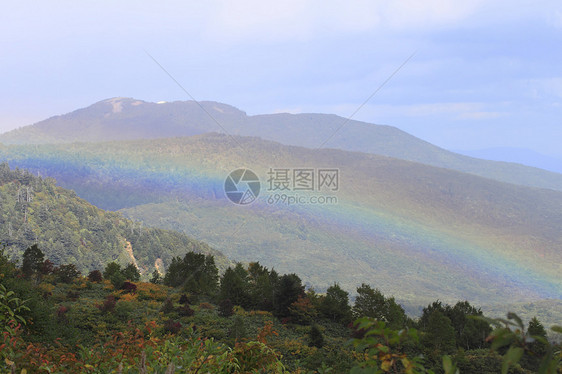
[
  {"left": 206, "top": 0, "right": 486, "bottom": 43},
  {"left": 528, "top": 77, "right": 562, "bottom": 99},
  {"left": 456, "top": 111, "right": 505, "bottom": 120}
]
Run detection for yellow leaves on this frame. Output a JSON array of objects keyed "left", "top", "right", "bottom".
[{"left": 381, "top": 359, "right": 392, "bottom": 371}]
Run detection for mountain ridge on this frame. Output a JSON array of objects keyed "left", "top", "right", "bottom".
[
  {"left": 1, "top": 97, "right": 561, "bottom": 192},
  {"left": 1, "top": 133, "right": 560, "bottom": 308}
]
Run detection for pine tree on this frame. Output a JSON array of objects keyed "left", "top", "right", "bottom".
[
  {"left": 320, "top": 283, "right": 352, "bottom": 324},
  {"left": 22, "top": 244, "right": 44, "bottom": 278},
  {"left": 308, "top": 324, "right": 325, "bottom": 348},
  {"left": 122, "top": 263, "right": 140, "bottom": 281}
]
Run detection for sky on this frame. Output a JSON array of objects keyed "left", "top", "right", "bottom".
[{"left": 1, "top": 0, "right": 562, "bottom": 158}]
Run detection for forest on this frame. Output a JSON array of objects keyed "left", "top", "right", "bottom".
[{"left": 1, "top": 245, "right": 560, "bottom": 373}]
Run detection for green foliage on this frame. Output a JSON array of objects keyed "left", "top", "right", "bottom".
[
  {"left": 149, "top": 269, "right": 162, "bottom": 284},
  {"left": 0, "top": 163, "right": 229, "bottom": 278},
  {"left": 420, "top": 300, "right": 490, "bottom": 351},
  {"left": 229, "top": 315, "right": 247, "bottom": 342},
  {"left": 353, "top": 283, "right": 407, "bottom": 330},
  {"left": 273, "top": 273, "right": 304, "bottom": 318},
  {"left": 22, "top": 244, "right": 44, "bottom": 278},
  {"left": 0, "top": 284, "right": 30, "bottom": 327},
  {"left": 320, "top": 283, "right": 352, "bottom": 324},
  {"left": 349, "top": 317, "right": 431, "bottom": 373},
  {"left": 122, "top": 263, "right": 140, "bottom": 282},
  {"left": 480, "top": 312, "right": 561, "bottom": 374},
  {"left": 54, "top": 264, "right": 81, "bottom": 283},
  {"left": 421, "top": 310, "right": 457, "bottom": 357},
  {"left": 219, "top": 265, "right": 251, "bottom": 308},
  {"left": 163, "top": 252, "right": 218, "bottom": 296},
  {"left": 308, "top": 324, "right": 325, "bottom": 348},
  {"left": 104, "top": 262, "right": 126, "bottom": 288}
]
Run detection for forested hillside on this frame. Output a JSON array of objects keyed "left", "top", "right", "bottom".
[
  {"left": 1, "top": 135, "right": 560, "bottom": 313},
  {"left": 0, "top": 163, "right": 229, "bottom": 274},
  {"left": 1, "top": 97, "right": 561, "bottom": 191}
]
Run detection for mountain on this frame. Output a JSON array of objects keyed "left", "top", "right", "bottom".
[
  {"left": 1, "top": 134, "right": 560, "bottom": 310},
  {"left": 456, "top": 147, "right": 562, "bottom": 174},
  {"left": 0, "top": 163, "right": 230, "bottom": 275},
  {"left": 1, "top": 97, "right": 562, "bottom": 192}
]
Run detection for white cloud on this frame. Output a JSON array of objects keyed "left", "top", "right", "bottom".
[
  {"left": 548, "top": 9, "right": 562, "bottom": 28},
  {"left": 456, "top": 111, "right": 505, "bottom": 120},
  {"left": 205, "top": 0, "right": 486, "bottom": 43}
]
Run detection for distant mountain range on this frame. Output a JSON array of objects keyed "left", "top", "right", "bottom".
[
  {"left": 0, "top": 97, "right": 560, "bottom": 318},
  {"left": 1, "top": 97, "right": 561, "bottom": 192},
  {"left": 456, "top": 147, "right": 562, "bottom": 175},
  {"left": 1, "top": 134, "right": 560, "bottom": 311}
]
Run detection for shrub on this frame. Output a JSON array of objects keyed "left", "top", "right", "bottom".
[
  {"left": 88, "top": 270, "right": 103, "bottom": 283},
  {"left": 177, "top": 304, "right": 195, "bottom": 317},
  {"left": 66, "top": 291, "right": 80, "bottom": 301},
  {"left": 163, "top": 319, "right": 182, "bottom": 334},
  {"left": 121, "top": 281, "right": 137, "bottom": 293},
  {"left": 179, "top": 294, "right": 190, "bottom": 304},
  {"left": 98, "top": 295, "right": 117, "bottom": 313},
  {"left": 161, "top": 298, "right": 175, "bottom": 314},
  {"left": 56, "top": 305, "right": 69, "bottom": 322},
  {"left": 199, "top": 302, "right": 214, "bottom": 310},
  {"left": 218, "top": 299, "right": 234, "bottom": 317}
]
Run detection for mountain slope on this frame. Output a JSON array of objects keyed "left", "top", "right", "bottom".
[
  {"left": 0, "top": 163, "right": 229, "bottom": 274},
  {"left": 1, "top": 134, "right": 560, "bottom": 308},
  {"left": 456, "top": 147, "right": 562, "bottom": 174},
  {"left": 1, "top": 97, "right": 561, "bottom": 191}
]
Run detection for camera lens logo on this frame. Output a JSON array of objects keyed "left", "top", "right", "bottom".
[{"left": 224, "top": 168, "right": 261, "bottom": 205}]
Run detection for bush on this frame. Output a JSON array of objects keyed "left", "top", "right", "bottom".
[
  {"left": 177, "top": 304, "right": 195, "bottom": 317},
  {"left": 179, "top": 294, "right": 190, "bottom": 304},
  {"left": 98, "top": 295, "right": 117, "bottom": 313},
  {"left": 218, "top": 299, "right": 234, "bottom": 317},
  {"left": 164, "top": 319, "right": 182, "bottom": 334},
  {"left": 56, "top": 305, "right": 70, "bottom": 322},
  {"left": 121, "top": 281, "right": 137, "bottom": 293},
  {"left": 161, "top": 298, "right": 175, "bottom": 314},
  {"left": 88, "top": 270, "right": 103, "bottom": 283},
  {"left": 54, "top": 264, "right": 81, "bottom": 283}
]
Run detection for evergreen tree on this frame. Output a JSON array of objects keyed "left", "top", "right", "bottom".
[
  {"left": 421, "top": 310, "right": 457, "bottom": 356},
  {"left": 229, "top": 315, "right": 247, "bottom": 342},
  {"left": 308, "top": 324, "right": 325, "bottom": 348},
  {"left": 122, "top": 263, "right": 140, "bottom": 281},
  {"left": 449, "top": 301, "right": 490, "bottom": 350},
  {"left": 103, "top": 262, "right": 125, "bottom": 288},
  {"left": 22, "top": 244, "right": 44, "bottom": 278},
  {"left": 353, "top": 283, "right": 386, "bottom": 320},
  {"left": 527, "top": 317, "right": 547, "bottom": 363},
  {"left": 219, "top": 267, "right": 250, "bottom": 308},
  {"left": 319, "top": 283, "right": 352, "bottom": 324},
  {"left": 54, "top": 264, "right": 80, "bottom": 283},
  {"left": 353, "top": 284, "right": 407, "bottom": 329},
  {"left": 273, "top": 273, "right": 304, "bottom": 318},
  {"left": 163, "top": 252, "right": 218, "bottom": 295},
  {"left": 150, "top": 269, "right": 162, "bottom": 284}
]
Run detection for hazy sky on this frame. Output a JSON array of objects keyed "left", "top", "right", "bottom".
[{"left": 1, "top": 1, "right": 561, "bottom": 157}]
